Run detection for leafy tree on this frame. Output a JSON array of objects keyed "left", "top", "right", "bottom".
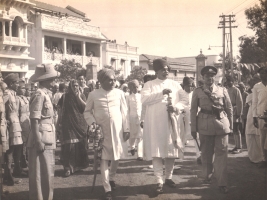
[
  {"left": 55, "top": 59, "right": 85, "bottom": 82},
  {"left": 103, "top": 65, "right": 124, "bottom": 80},
  {"left": 239, "top": 0, "right": 267, "bottom": 63},
  {"left": 125, "top": 66, "right": 147, "bottom": 83},
  {"left": 239, "top": 36, "right": 266, "bottom": 63}
]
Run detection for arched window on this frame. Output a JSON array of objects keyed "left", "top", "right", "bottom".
[{"left": 12, "top": 19, "right": 19, "bottom": 37}]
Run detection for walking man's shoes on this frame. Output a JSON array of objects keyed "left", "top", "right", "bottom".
[
  {"left": 130, "top": 148, "right": 136, "bottom": 156},
  {"left": 219, "top": 186, "right": 229, "bottom": 194},
  {"left": 232, "top": 148, "right": 242, "bottom": 154},
  {"left": 109, "top": 181, "right": 116, "bottom": 191},
  {"left": 165, "top": 179, "right": 176, "bottom": 188},
  {"left": 156, "top": 183, "right": 163, "bottom": 193},
  {"left": 105, "top": 191, "right": 112, "bottom": 200},
  {"left": 228, "top": 147, "right": 237, "bottom": 153}
]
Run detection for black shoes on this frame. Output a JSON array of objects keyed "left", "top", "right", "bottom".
[
  {"left": 104, "top": 191, "right": 112, "bottom": 200},
  {"left": 130, "top": 148, "right": 136, "bottom": 156},
  {"left": 165, "top": 179, "right": 176, "bottom": 188},
  {"left": 228, "top": 147, "right": 237, "bottom": 153},
  {"left": 219, "top": 186, "right": 229, "bottom": 194},
  {"left": 232, "top": 148, "right": 242, "bottom": 154},
  {"left": 109, "top": 181, "right": 116, "bottom": 191},
  {"left": 137, "top": 157, "right": 143, "bottom": 161},
  {"left": 156, "top": 183, "right": 163, "bottom": 193}
]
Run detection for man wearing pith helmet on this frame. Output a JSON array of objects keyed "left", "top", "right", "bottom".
[
  {"left": 28, "top": 63, "right": 60, "bottom": 200},
  {"left": 141, "top": 58, "right": 183, "bottom": 194},
  {"left": 190, "top": 66, "right": 233, "bottom": 194}
]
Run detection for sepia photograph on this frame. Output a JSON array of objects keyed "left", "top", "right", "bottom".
[{"left": 0, "top": 0, "right": 266, "bottom": 199}]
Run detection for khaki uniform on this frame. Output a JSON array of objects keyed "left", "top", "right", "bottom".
[
  {"left": 4, "top": 89, "right": 23, "bottom": 181},
  {"left": 17, "top": 95, "right": 31, "bottom": 167},
  {"left": 191, "top": 84, "right": 233, "bottom": 186},
  {"left": 28, "top": 87, "right": 55, "bottom": 200},
  {"left": 227, "top": 86, "right": 243, "bottom": 149},
  {"left": 0, "top": 89, "right": 8, "bottom": 152}
]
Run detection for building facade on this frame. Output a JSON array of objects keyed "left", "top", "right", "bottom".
[
  {"left": 0, "top": 0, "right": 35, "bottom": 79},
  {"left": 139, "top": 54, "right": 196, "bottom": 83},
  {"left": 27, "top": 0, "right": 106, "bottom": 81},
  {"left": 102, "top": 41, "right": 139, "bottom": 79}
]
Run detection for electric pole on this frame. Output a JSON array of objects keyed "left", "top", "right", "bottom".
[{"left": 218, "top": 14, "right": 237, "bottom": 78}]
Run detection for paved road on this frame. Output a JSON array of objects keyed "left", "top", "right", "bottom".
[{"left": 2, "top": 135, "right": 267, "bottom": 200}]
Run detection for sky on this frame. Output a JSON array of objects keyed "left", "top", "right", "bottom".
[{"left": 41, "top": 0, "right": 258, "bottom": 58}]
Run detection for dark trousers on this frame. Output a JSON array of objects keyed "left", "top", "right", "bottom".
[{"left": 4, "top": 144, "right": 23, "bottom": 181}]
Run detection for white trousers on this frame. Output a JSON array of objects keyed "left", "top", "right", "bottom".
[
  {"left": 100, "top": 159, "right": 119, "bottom": 192},
  {"left": 152, "top": 157, "right": 175, "bottom": 184},
  {"left": 129, "top": 138, "right": 143, "bottom": 157}
]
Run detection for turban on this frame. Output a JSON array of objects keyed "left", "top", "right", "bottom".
[
  {"left": 97, "top": 69, "right": 115, "bottom": 83},
  {"left": 183, "top": 77, "right": 194, "bottom": 86},
  {"left": 4, "top": 73, "right": 19, "bottom": 85},
  {"left": 128, "top": 79, "right": 139, "bottom": 88},
  {"left": 153, "top": 59, "right": 170, "bottom": 72}
]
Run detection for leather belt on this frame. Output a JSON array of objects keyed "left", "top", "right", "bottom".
[{"left": 200, "top": 109, "right": 214, "bottom": 115}]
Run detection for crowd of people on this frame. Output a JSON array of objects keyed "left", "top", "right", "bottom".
[{"left": 0, "top": 59, "right": 267, "bottom": 200}]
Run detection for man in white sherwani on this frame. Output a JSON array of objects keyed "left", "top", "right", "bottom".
[
  {"left": 84, "top": 69, "right": 130, "bottom": 200},
  {"left": 141, "top": 58, "right": 183, "bottom": 194}
]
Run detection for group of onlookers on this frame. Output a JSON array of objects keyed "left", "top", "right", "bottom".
[{"left": 0, "top": 60, "right": 267, "bottom": 200}]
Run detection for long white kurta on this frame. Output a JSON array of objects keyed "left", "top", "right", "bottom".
[
  {"left": 126, "top": 93, "right": 143, "bottom": 139},
  {"left": 84, "top": 88, "right": 130, "bottom": 161},
  {"left": 141, "top": 78, "right": 182, "bottom": 160},
  {"left": 245, "top": 93, "right": 263, "bottom": 163}
]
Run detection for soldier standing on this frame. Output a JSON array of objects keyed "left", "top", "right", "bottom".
[
  {"left": 191, "top": 66, "right": 233, "bottom": 194},
  {"left": 3, "top": 73, "right": 24, "bottom": 185},
  {"left": 226, "top": 76, "right": 243, "bottom": 154},
  {"left": 28, "top": 64, "right": 59, "bottom": 200},
  {"left": 16, "top": 82, "right": 31, "bottom": 168}
]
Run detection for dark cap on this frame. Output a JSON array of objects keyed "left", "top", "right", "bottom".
[
  {"left": 3, "top": 73, "right": 19, "bottom": 85},
  {"left": 201, "top": 66, "right": 217, "bottom": 76},
  {"left": 258, "top": 66, "right": 267, "bottom": 74},
  {"left": 153, "top": 58, "right": 170, "bottom": 72}
]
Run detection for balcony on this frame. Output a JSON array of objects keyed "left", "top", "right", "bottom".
[
  {"left": 0, "top": 36, "right": 29, "bottom": 52},
  {"left": 43, "top": 51, "right": 100, "bottom": 68},
  {"left": 106, "top": 43, "right": 138, "bottom": 54}
]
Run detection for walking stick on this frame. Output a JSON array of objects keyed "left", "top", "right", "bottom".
[{"left": 91, "top": 124, "right": 103, "bottom": 192}]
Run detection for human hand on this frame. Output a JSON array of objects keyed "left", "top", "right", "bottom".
[
  {"left": 140, "top": 121, "right": 144, "bottom": 128},
  {"left": 36, "top": 141, "right": 45, "bottom": 153},
  {"left": 123, "top": 132, "right": 130, "bottom": 141},
  {"left": 191, "top": 131, "right": 197, "bottom": 139},
  {"left": 167, "top": 105, "right": 178, "bottom": 113},
  {"left": 253, "top": 117, "right": 258, "bottom": 128},
  {"left": 162, "top": 89, "right": 172, "bottom": 95},
  {"left": 89, "top": 122, "right": 96, "bottom": 132}
]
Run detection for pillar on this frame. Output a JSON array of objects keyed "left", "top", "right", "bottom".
[
  {"left": 82, "top": 41, "right": 86, "bottom": 56},
  {"left": 9, "top": 21, "right": 12, "bottom": 41},
  {"left": 195, "top": 50, "right": 207, "bottom": 87},
  {"left": 24, "top": 24, "right": 27, "bottom": 43},
  {"left": 2, "top": 20, "right": 5, "bottom": 40}
]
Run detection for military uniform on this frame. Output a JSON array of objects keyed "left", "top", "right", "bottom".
[
  {"left": 3, "top": 88, "right": 23, "bottom": 182},
  {"left": 191, "top": 84, "right": 233, "bottom": 186},
  {"left": 28, "top": 87, "right": 55, "bottom": 200},
  {"left": 16, "top": 94, "right": 30, "bottom": 167}
]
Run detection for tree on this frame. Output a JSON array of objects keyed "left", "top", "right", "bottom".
[
  {"left": 239, "top": 36, "right": 266, "bottom": 63},
  {"left": 125, "top": 66, "right": 147, "bottom": 83},
  {"left": 103, "top": 65, "right": 124, "bottom": 80},
  {"left": 55, "top": 59, "right": 85, "bottom": 82},
  {"left": 239, "top": 0, "right": 267, "bottom": 63}
]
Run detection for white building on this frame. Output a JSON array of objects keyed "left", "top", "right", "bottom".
[
  {"left": 0, "top": 0, "right": 35, "bottom": 79},
  {"left": 27, "top": 0, "right": 106, "bottom": 80},
  {"left": 102, "top": 41, "right": 139, "bottom": 79}
]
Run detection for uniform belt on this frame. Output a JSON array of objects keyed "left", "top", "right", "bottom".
[{"left": 200, "top": 109, "right": 214, "bottom": 115}]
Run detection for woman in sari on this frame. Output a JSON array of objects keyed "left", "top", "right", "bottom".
[{"left": 58, "top": 80, "right": 89, "bottom": 177}]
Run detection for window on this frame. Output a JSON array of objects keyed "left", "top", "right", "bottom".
[{"left": 111, "top": 58, "right": 116, "bottom": 69}]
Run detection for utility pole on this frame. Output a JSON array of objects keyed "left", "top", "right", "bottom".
[{"left": 218, "top": 14, "right": 237, "bottom": 79}]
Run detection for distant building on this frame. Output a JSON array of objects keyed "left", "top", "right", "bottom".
[
  {"left": 102, "top": 40, "right": 139, "bottom": 79},
  {"left": 139, "top": 54, "right": 196, "bottom": 83},
  {"left": 0, "top": 0, "right": 35, "bottom": 79},
  {"left": 27, "top": 0, "right": 106, "bottom": 80}
]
